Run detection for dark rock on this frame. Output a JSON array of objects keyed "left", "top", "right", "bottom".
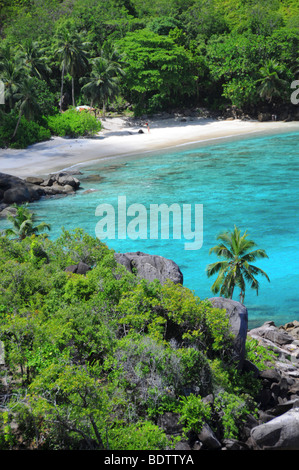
[
  {"left": 288, "top": 383, "right": 299, "bottom": 398},
  {"left": 208, "top": 297, "right": 248, "bottom": 369},
  {"left": 157, "top": 413, "right": 183, "bottom": 435},
  {"left": 259, "top": 369, "right": 281, "bottom": 383},
  {"left": 26, "top": 183, "right": 46, "bottom": 200},
  {"left": 174, "top": 441, "right": 192, "bottom": 451},
  {"left": 57, "top": 175, "right": 80, "bottom": 188},
  {"left": 250, "top": 407, "right": 299, "bottom": 450},
  {"left": 242, "top": 359, "right": 260, "bottom": 378},
  {"left": 222, "top": 439, "right": 249, "bottom": 450},
  {"left": 25, "top": 177, "right": 44, "bottom": 185},
  {"left": 65, "top": 261, "right": 91, "bottom": 275},
  {"left": 3, "top": 186, "right": 31, "bottom": 204},
  {"left": 0, "top": 171, "right": 80, "bottom": 206},
  {"left": 198, "top": 423, "right": 221, "bottom": 450},
  {"left": 114, "top": 251, "right": 183, "bottom": 285}
]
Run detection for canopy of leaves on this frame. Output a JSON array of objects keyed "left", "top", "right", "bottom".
[{"left": 0, "top": 226, "right": 269, "bottom": 449}]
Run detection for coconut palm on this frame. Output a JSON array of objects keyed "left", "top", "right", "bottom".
[
  {"left": 206, "top": 226, "right": 270, "bottom": 303},
  {"left": 256, "top": 59, "right": 288, "bottom": 103},
  {"left": 5, "top": 204, "right": 51, "bottom": 240},
  {"left": 81, "top": 54, "right": 122, "bottom": 117},
  {"left": 12, "top": 77, "right": 41, "bottom": 139},
  {"left": 54, "top": 29, "right": 90, "bottom": 110},
  {"left": 0, "top": 45, "right": 25, "bottom": 111},
  {"left": 19, "top": 38, "right": 50, "bottom": 80}
]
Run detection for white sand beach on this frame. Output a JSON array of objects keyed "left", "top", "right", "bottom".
[{"left": 1, "top": 116, "right": 299, "bottom": 178}]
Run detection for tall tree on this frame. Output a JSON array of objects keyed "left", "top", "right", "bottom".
[
  {"left": 117, "top": 29, "right": 197, "bottom": 114},
  {"left": 54, "top": 29, "right": 90, "bottom": 110},
  {"left": 206, "top": 226, "right": 270, "bottom": 303},
  {"left": 19, "top": 38, "right": 50, "bottom": 80},
  {"left": 256, "top": 59, "right": 288, "bottom": 104},
  {"left": 0, "top": 44, "right": 24, "bottom": 111},
  {"left": 12, "top": 77, "right": 41, "bottom": 139},
  {"left": 81, "top": 46, "right": 123, "bottom": 117}
]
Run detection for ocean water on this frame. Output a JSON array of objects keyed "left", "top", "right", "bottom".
[{"left": 1, "top": 129, "right": 299, "bottom": 328}]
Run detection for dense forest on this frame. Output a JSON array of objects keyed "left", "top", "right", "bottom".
[{"left": 0, "top": 0, "right": 299, "bottom": 147}]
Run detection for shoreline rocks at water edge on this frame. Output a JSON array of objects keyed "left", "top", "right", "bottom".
[{"left": 0, "top": 171, "right": 82, "bottom": 217}]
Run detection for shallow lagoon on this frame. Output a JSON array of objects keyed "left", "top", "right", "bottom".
[{"left": 1, "top": 130, "right": 298, "bottom": 328}]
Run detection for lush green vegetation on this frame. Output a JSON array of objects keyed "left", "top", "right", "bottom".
[
  {"left": 0, "top": 215, "right": 275, "bottom": 450},
  {"left": 1, "top": 0, "right": 298, "bottom": 147}
]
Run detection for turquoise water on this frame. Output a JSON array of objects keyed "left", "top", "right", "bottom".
[{"left": 1, "top": 130, "right": 299, "bottom": 328}]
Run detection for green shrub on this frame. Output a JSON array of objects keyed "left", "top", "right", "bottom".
[
  {"left": 0, "top": 111, "right": 51, "bottom": 148},
  {"left": 46, "top": 108, "right": 102, "bottom": 137},
  {"left": 214, "top": 391, "right": 258, "bottom": 440},
  {"left": 179, "top": 393, "right": 212, "bottom": 436},
  {"left": 245, "top": 336, "right": 277, "bottom": 370},
  {"left": 109, "top": 420, "right": 173, "bottom": 450}
]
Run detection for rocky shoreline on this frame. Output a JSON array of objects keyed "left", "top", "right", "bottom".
[
  {"left": 0, "top": 170, "right": 82, "bottom": 218},
  {"left": 170, "top": 317, "right": 299, "bottom": 451}
]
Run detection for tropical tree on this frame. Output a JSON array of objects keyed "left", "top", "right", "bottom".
[
  {"left": 11, "top": 77, "right": 41, "bottom": 139},
  {"left": 5, "top": 204, "right": 51, "bottom": 240},
  {"left": 54, "top": 29, "right": 90, "bottom": 110},
  {"left": 0, "top": 44, "right": 25, "bottom": 111},
  {"left": 256, "top": 59, "right": 288, "bottom": 103},
  {"left": 117, "top": 29, "right": 197, "bottom": 114},
  {"left": 19, "top": 38, "right": 50, "bottom": 80},
  {"left": 81, "top": 51, "right": 123, "bottom": 117},
  {"left": 206, "top": 226, "right": 270, "bottom": 303}
]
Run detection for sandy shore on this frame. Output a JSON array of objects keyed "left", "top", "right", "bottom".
[{"left": 1, "top": 117, "right": 298, "bottom": 178}]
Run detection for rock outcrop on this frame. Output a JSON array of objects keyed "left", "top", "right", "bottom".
[
  {"left": 0, "top": 171, "right": 81, "bottom": 217},
  {"left": 209, "top": 297, "right": 248, "bottom": 369},
  {"left": 64, "top": 261, "right": 91, "bottom": 275},
  {"left": 114, "top": 251, "right": 184, "bottom": 285}
]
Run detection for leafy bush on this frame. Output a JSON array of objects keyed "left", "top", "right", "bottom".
[
  {"left": 214, "top": 392, "right": 258, "bottom": 440},
  {"left": 46, "top": 108, "right": 102, "bottom": 137},
  {"left": 0, "top": 111, "right": 51, "bottom": 148},
  {"left": 109, "top": 421, "right": 173, "bottom": 450},
  {"left": 179, "top": 393, "right": 212, "bottom": 436}
]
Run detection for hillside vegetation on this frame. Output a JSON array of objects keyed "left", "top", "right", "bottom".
[{"left": 0, "top": 228, "right": 274, "bottom": 450}]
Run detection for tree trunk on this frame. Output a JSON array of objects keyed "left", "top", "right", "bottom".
[
  {"left": 60, "top": 62, "right": 65, "bottom": 112},
  {"left": 12, "top": 109, "right": 23, "bottom": 140},
  {"left": 102, "top": 99, "right": 106, "bottom": 119},
  {"left": 89, "top": 414, "right": 104, "bottom": 449},
  {"left": 72, "top": 76, "right": 75, "bottom": 107}
]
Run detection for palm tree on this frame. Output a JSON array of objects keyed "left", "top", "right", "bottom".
[
  {"left": 256, "top": 60, "right": 288, "bottom": 103},
  {"left": 54, "top": 29, "right": 90, "bottom": 110},
  {"left": 81, "top": 54, "right": 122, "bottom": 117},
  {"left": 19, "top": 38, "right": 50, "bottom": 80},
  {"left": 12, "top": 77, "right": 41, "bottom": 139},
  {"left": 0, "top": 45, "right": 25, "bottom": 111},
  {"left": 206, "top": 226, "right": 270, "bottom": 303},
  {"left": 5, "top": 204, "right": 51, "bottom": 240}
]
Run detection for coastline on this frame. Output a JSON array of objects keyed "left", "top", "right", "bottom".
[{"left": 1, "top": 117, "right": 299, "bottom": 178}]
